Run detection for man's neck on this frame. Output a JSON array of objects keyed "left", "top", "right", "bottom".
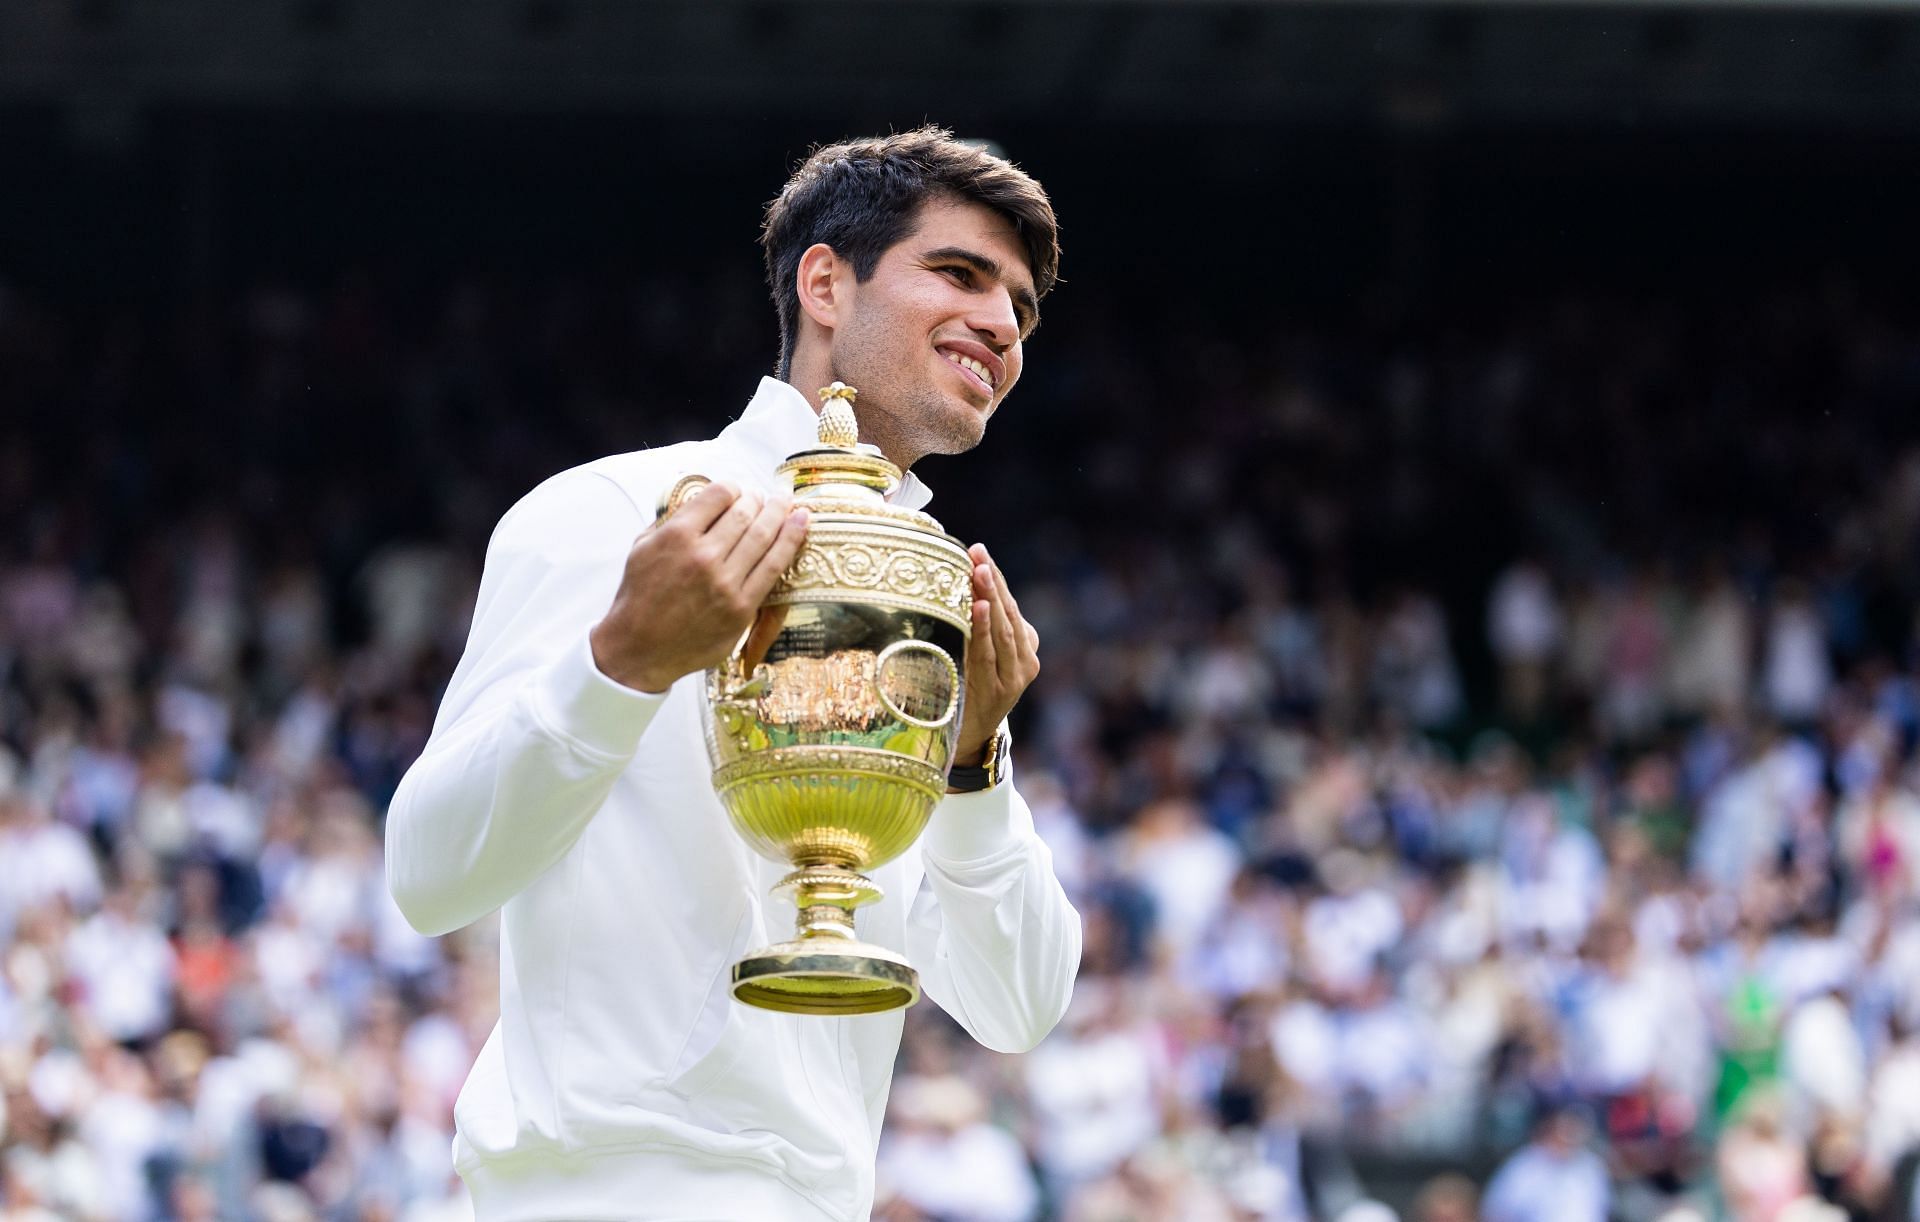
[{"left": 780, "top": 367, "right": 916, "bottom": 471}]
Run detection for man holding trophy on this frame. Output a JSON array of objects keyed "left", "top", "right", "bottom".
[{"left": 386, "top": 128, "right": 1081, "bottom": 1220}]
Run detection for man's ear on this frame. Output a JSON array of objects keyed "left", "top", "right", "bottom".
[{"left": 795, "top": 242, "right": 842, "bottom": 332}]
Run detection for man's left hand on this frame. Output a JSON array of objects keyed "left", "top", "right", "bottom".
[{"left": 954, "top": 542, "right": 1039, "bottom": 767}]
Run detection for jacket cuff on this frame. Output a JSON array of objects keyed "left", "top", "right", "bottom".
[
  {"left": 924, "top": 755, "right": 1023, "bottom": 866},
  {"left": 531, "top": 633, "right": 669, "bottom": 760}
]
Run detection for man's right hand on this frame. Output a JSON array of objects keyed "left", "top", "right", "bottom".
[{"left": 589, "top": 481, "right": 810, "bottom": 694}]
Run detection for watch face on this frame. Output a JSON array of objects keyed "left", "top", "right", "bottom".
[{"left": 983, "top": 730, "right": 1009, "bottom": 782}]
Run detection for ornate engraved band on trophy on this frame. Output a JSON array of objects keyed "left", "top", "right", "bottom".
[{"left": 656, "top": 383, "right": 971, "bottom": 1016}]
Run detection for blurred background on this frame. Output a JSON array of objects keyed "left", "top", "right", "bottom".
[{"left": 4, "top": 1, "right": 1920, "bottom": 1219}]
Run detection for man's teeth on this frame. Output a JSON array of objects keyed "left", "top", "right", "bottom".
[{"left": 942, "top": 351, "right": 992, "bottom": 387}]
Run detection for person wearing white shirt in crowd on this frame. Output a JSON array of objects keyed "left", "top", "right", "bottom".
[
  {"left": 0, "top": 786, "right": 101, "bottom": 944},
  {"left": 385, "top": 127, "right": 1080, "bottom": 1222},
  {"left": 1570, "top": 920, "right": 1667, "bottom": 1098},
  {"left": 1482, "top": 1106, "right": 1611, "bottom": 1222},
  {"left": 1764, "top": 581, "right": 1834, "bottom": 726},
  {"left": 1668, "top": 568, "right": 1752, "bottom": 720},
  {"left": 1495, "top": 795, "right": 1604, "bottom": 954},
  {"left": 876, "top": 1074, "right": 1039, "bottom": 1222},
  {"left": 1780, "top": 987, "right": 1868, "bottom": 1131},
  {"left": 65, "top": 879, "right": 177, "bottom": 1045},
  {"left": 1302, "top": 850, "right": 1404, "bottom": 993},
  {"left": 1339, "top": 972, "right": 1430, "bottom": 1121},
  {"left": 1023, "top": 980, "right": 1164, "bottom": 1202},
  {"left": 1486, "top": 559, "right": 1561, "bottom": 718},
  {"left": 1115, "top": 797, "right": 1241, "bottom": 961}
]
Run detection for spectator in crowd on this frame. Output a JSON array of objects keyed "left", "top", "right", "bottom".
[
  {"left": 1482, "top": 1106, "right": 1611, "bottom": 1222},
  {"left": 1487, "top": 559, "right": 1560, "bottom": 721},
  {"left": 876, "top": 1074, "right": 1040, "bottom": 1222}
]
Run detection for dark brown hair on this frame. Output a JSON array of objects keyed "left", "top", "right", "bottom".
[{"left": 760, "top": 126, "right": 1060, "bottom": 378}]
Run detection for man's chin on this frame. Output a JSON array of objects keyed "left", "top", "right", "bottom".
[
  {"left": 875, "top": 391, "right": 991, "bottom": 464},
  {"left": 932, "top": 404, "right": 990, "bottom": 456}
]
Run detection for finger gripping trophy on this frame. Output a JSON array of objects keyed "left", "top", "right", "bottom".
[{"left": 660, "top": 383, "right": 972, "bottom": 1015}]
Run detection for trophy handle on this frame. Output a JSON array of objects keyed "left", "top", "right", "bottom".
[
  {"left": 661, "top": 472, "right": 786, "bottom": 703},
  {"left": 654, "top": 473, "right": 712, "bottom": 522}
]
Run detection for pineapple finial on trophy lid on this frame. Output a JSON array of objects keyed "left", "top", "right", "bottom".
[
  {"left": 782, "top": 380, "right": 901, "bottom": 501},
  {"left": 817, "top": 381, "right": 860, "bottom": 450}
]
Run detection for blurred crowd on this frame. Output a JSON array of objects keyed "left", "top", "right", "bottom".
[{"left": 2, "top": 263, "right": 1919, "bottom": 1221}]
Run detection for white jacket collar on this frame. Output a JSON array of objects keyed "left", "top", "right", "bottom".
[{"left": 718, "top": 377, "right": 935, "bottom": 512}]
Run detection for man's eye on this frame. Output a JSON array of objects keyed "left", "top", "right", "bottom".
[{"left": 942, "top": 266, "right": 974, "bottom": 285}]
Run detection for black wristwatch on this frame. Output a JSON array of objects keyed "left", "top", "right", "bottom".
[{"left": 947, "top": 727, "right": 1010, "bottom": 793}]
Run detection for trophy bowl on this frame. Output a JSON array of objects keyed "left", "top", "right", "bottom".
[{"left": 674, "top": 384, "right": 972, "bottom": 1016}]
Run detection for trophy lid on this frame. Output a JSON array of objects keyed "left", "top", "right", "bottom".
[
  {"left": 779, "top": 382, "right": 903, "bottom": 500},
  {"left": 775, "top": 382, "right": 960, "bottom": 541}
]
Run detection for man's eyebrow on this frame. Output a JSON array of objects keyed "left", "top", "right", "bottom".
[{"left": 922, "top": 246, "right": 1041, "bottom": 332}]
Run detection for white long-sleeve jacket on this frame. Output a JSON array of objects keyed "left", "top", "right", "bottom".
[{"left": 385, "top": 377, "right": 1081, "bottom": 1222}]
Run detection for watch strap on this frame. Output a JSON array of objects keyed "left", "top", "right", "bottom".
[{"left": 946, "top": 727, "right": 1009, "bottom": 793}]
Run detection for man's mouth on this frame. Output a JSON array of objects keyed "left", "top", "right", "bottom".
[{"left": 937, "top": 347, "right": 996, "bottom": 397}]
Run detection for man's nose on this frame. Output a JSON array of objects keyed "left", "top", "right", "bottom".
[{"left": 968, "top": 292, "right": 1020, "bottom": 350}]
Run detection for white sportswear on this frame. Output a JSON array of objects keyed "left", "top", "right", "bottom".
[{"left": 386, "top": 377, "right": 1082, "bottom": 1221}]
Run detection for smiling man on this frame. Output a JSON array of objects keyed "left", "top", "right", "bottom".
[{"left": 385, "top": 128, "right": 1081, "bottom": 1221}]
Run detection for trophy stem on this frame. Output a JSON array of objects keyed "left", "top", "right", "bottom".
[
  {"left": 796, "top": 905, "right": 856, "bottom": 939},
  {"left": 729, "top": 865, "right": 921, "bottom": 1015},
  {"left": 775, "top": 865, "right": 881, "bottom": 941}
]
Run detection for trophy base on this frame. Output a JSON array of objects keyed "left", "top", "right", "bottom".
[{"left": 731, "top": 939, "right": 920, "bottom": 1015}]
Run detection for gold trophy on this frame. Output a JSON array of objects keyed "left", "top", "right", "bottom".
[{"left": 660, "top": 383, "right": 972, "bottom": 1016}]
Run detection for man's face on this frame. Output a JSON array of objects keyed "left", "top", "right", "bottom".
[{"left": 827, "top": 197, "right": 1038, "bottom": 464}]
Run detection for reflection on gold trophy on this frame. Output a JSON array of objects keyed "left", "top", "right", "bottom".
[{"left": 658, "top": 383, "right": 971, "bottom": 1015}]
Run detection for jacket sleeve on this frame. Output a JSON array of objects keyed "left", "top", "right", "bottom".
[
  {"left": 385, "top": 467, "right": 668, "bottom": 936},
  {"left": 907, "top": 744, "right": 1083, "bottom": 1053}
]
